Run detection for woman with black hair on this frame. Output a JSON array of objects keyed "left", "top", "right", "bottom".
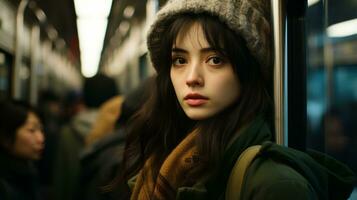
[{"left": 0, "top": 99, "right": 44, "bottom": 200}]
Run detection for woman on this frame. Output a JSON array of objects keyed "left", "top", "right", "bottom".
[
  {"left": 123, "top": 0, "right": 356, "bottom": 199},
  {"left": 0, "top": 99, "right": 45, "bottom": 200}
]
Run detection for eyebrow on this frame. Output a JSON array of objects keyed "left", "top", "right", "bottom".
[{"left": 171, "top": 47, "right": 218, "bottom": 54}]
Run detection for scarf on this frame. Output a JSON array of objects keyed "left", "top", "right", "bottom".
[
  {"left": 130, "top": 130, "right": 199, "bottom": 200},
  {"left": 130, "top": 116, "right": 273, "bottom": 199}
]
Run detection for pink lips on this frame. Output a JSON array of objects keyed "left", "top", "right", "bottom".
[{"left": 184, "top": 93, "right": 208, "bottom": 106}]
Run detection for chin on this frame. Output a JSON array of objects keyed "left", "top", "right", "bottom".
[
  {"left": 30, "top": 154, "right": 42, "bottom": 160},
  {"left": 185, "top": 111, "right": 215, "bottom": 120}
]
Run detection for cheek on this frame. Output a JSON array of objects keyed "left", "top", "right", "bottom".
[
  {"left": 170, "top": 70, "right": 181, "bottom": 95},
  {"left": 170, "top": 70, "right": 175, "bottom": 88},
  {"left": 214, "top": 76, "right": 240, "bottom": 103},
  {"left": 14, "top": 133, "right": 32, "bottom": 152}
]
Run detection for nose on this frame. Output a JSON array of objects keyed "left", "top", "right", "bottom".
[
  {"left": 36, "top": 131, "right": 45, "bottom": 146},
  {"left": 186, "top": 61, "right": 203, "bottom": 87}
]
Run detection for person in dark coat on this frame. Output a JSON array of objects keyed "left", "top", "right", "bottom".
[
  {"left": 52, "top": 73, "right": 119, "bottom": 200},
  {"left": 0, "top": 99, "right": 45, "bottom": 200},
  {"left": 77, "top": 76, "right": 155, "bottom": 200}
]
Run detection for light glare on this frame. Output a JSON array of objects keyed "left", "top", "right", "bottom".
[
  {"left": 308, "top": 0, "right": 319, "bottom": 7},
  {"left": 327, "top": 18, "right": 357, "bottom": 38},
  {"left": 74, "top": 0, "right": 113, "bottom": 77},
  {"left": 81, "top": 53, "right": 100, "bottom": 77},
  {"left": 77, "top": 18, "right": 108, "bottom": 77},
  {"left": 123, "top": 6, "right": 135, "bottom": 18},
  {"left": 74, "top": 0, "right": 113, "bottom": 18},
  {"left": 77, "top": 19, "right": 107, "bottom": 50}
]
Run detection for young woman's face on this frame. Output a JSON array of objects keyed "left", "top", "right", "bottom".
[
  {"left": 12, "top": 112, "right": 45, "bottom": 160},
  {"left": 170, "top": 22, "right": 241, "bottom": 120}
]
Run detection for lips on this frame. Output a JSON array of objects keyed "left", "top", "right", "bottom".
[
  {"left": 37, "top": 147, "right": 44, "bottom": 153},
  {"left": 36, "top": 145, "right": 45, "bottom": 153},
  {"left": 184, "top": 93, "right": 208, "bottom": 106}
]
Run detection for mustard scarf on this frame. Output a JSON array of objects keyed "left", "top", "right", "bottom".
[
  {"left": 130, "top": 116, "right": 272, "bottom": 199},
  {"left": 130, "top": 130, "right": 199, "bottom": 200}
]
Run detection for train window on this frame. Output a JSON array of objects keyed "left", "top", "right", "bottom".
[
  {"left": 306, "top": 0, "right": 357, "bottom": 197},
  {"left": 19, "top": 58, "right": 31, "bottom": 101},
  {"left": 0, "top": 50, "right": 12, "bottom": 98}
]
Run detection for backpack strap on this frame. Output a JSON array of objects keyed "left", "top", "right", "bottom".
[{"left": 225, "top": 145, "right": 262, "bottom": 200}]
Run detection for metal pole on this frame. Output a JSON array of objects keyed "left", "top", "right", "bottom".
[
  {"left": 271, "top": 0, "right": 287, "bottom": 146},
  {"left": 12, "top": 0, "right": 29, "bottom": 99},
  {"left": 30, "top": 25, "right": 40, "bottom": 105}
]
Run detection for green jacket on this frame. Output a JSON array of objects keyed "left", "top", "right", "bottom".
[
  {"left": 129, "top": 117, "right": 356, "bottom": 199},
  {"left": 239, "top": 141, "right": 356, "bottom": 200},
  {"left": 53, "top": 109, "right": 97, "bottom": 200}
]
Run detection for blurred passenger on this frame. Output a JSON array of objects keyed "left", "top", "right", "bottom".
[
  {"left": 0, "top": 99, "right": 44, "bottom": 200},
  {"left": 311, "top": 103, "right": 357, "bottom": 179},
  {"left": 85, "top": 95, "right": 124, "bottom": 146},
  {"left": 52, "top": 73, "right": 118, "bottom": 200},
  {"left": 38, "top": 89, "right": 63, "bottom": 133},
  {"left": 36, "top": 90, "right": 63, "bottom": 191},
  {"left": 121, "top": 0, "right": 356, "bottom": 199},
  {"left": 62, "top": 90, "right": 84, "bottom": 124},
  {"left": 78, "top": 76, "right": 154, "bottom": 200}
]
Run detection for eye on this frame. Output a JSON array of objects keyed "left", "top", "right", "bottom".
[
  {"left": 172, "top": 57, "right": 187, "bottom": 66},
  {"left": 27, "top": 128, "right": 36, "bottom": 133},
  {"left": 207, "top": 56, "right": 224, "bottom": 65},
  {"left": 27, "top": 124, "right": 43, "bottom": 133}
]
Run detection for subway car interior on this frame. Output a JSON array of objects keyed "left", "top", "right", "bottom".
[{"left": 0, "top": 0, "right": 356, "bottom": 199}]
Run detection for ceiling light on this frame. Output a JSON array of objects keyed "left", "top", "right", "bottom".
[
  {"left": 123, "top": 6, "right": 135, "bottom": 18},
  {"left": 118, "top": 21, "right": 130, "bottom": 35},
  {"left": 35, "top": 9, "right": 47, "bottom": 23},
  {"left": 47, "top": 26, "right": 58, "bottom": 40},
  {"left": 308, "top": 0, "right": 319, "bottom": 7},
  {"left": 77, "top": 18, "right": 108, "bottom": 77},
  {"left": 327, "top": 18, "right": 357, "bottom": 38},
  {"left": 74, "top": 0, "right": 113, "bottom": 18},
  {"left": 74, "top": 0, "right": 113, "bottom": 77}
]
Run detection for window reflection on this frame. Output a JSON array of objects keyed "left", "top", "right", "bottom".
[{"left": 306, "top": 0, "right": 357, "bottom": 196}]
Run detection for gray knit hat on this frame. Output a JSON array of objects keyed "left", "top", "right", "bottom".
[{"left": 147, "top": 0, "right": 272, "bottom": 79}]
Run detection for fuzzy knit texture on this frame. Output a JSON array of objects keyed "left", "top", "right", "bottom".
[{"left": 147, "top": 0, "right": 272, "bottom": 80}]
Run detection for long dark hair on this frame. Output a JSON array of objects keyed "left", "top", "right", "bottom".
[
  {"left": 123, "top": 13, "right": 273, "bottom": 183},
  {"left": 0, "top": 99, "right": 36, "bottom": 148}
]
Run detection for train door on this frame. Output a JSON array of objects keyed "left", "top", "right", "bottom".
[
  {"left": 305, "top": 0, "right": 357, "bottom": 197},
  {"left": 277, "top": 0, "right": 357, "bottom": 198}
]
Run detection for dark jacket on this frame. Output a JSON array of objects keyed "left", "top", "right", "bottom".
[
  {"left": 129, "top": 117, "right": 356, "bottom": 199},
  {"left": 188, "top": 118, "right": 356, "bottom": 199},
  {"left": 53, "top": 109, "right": 98, "bottom": 200},
  {"left": 239, "top": 141, "right": 356, "bottom": 200},
  {"left": 0, "top": 151, "right": 40, "bottom": 200},
  {"left": 78, "top": 128, "right": 127, "bottom": 200}
]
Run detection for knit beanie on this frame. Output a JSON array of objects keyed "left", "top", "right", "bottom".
[{"left": 147, "top": 0, "right": 272, "bottom": 80}]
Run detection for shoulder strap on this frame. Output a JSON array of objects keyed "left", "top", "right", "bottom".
[{"left": 225, "top": 145, "right": 262, "bottom": 200}]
